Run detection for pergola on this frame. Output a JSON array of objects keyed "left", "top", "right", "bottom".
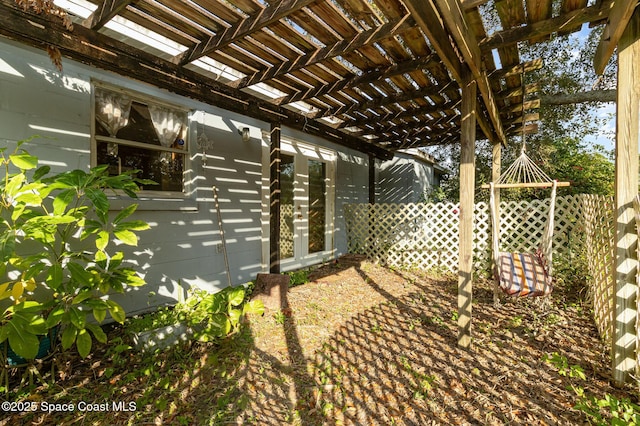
[{"left": 0, "top": 0, "right": 638, "bottom": 384}]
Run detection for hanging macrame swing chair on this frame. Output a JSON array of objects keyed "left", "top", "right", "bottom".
[{"left": 484, "top": 147, "right": 570, "bottom": 297}]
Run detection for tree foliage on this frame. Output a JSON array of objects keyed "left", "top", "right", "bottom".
[{"left": 428, "top": 26, "right": 616, "bottom": 202}]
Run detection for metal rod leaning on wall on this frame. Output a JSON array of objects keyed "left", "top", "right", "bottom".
[{"left": 212, "top": 186, "right": 232, "bottom": 288}]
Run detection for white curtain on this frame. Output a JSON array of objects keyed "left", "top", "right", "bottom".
[
  {"left": 148, "top": 105, "right": 186, "bottom": 148},
  {"left": 95, "top": 89, "right": 132, "bottom": 137}
]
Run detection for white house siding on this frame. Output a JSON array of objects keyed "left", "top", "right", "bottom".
[
  {"left": 0, "top": 39, "right": 369, "bottom": 315},
  {"left": 376, "top": 152, "right": 439, "bottom": 204}
]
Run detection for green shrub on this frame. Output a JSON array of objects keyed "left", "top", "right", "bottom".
[
  {"left": 175, "top": 286, "right": 264, "bottom": 342},
  {"left": 0, "top": 139, "right": 150, "bottom": 363}
]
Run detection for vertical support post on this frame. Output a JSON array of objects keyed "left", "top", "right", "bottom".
[
  {"left": 369, "top": 154, "right": 376, "bottom": 205},
  {"left": 491, "top": 141, "right": 501, "bottom": 305},
  {"left": 458, "top": 78, "right": 477, "bottom": 348},
  {"left": 270, "top": 123, "right": 282, "bottom": 274},
  {"left": 613, "top": 9, "right": 640, "bottom": 386},
  {"left": 367, "top": 154, "right": 376, "bottom": 255}
]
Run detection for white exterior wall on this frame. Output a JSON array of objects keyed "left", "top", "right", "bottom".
[
  {"left": 0, "top": 39, "right": 368, "bottom": 314},
  {"left": 376, "top": 152, "right": 438, "bottom": 204}
]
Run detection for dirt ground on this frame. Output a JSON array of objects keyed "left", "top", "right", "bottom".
[
  {"left": 239, "top": 255, "right": 634, "bottom": 425},
  {"left": 2, "top": 254, "right": 637, "bottom": 425}
]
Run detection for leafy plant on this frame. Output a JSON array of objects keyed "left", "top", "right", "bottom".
[
  {"left": 0, "top": 139, "right": 150, "bottom": 362},
  {"left": 125, "top": 306, "right": 180, "bottom": 334},
  {"left": 543, "top": 352, "right": 640, "bottom": 425},
  {"left": 175, "top": 287, "right": 264, "bottom": 342},
  {"left": 287, "top": 269, "right": 309, "bottom": 287},
  {"left": 574, "top": 387, "right": 640, "bottom": 425},
  {"left": 543, "top": 352, "right": 586, "bottom": 379}
]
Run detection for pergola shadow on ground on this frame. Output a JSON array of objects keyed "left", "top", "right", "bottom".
[{"left": 239, "top": 256, "right": 621, "bottom": 425}]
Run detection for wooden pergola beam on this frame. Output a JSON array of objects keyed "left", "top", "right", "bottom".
[
  {"left": 306, "top": 59, "right": 542, "bottom": 122},
  {"left": 594, "top": 0, "right": 639, "bottom": 75},
  {"left": 308, "top": 80, "right": 460, "bottom": 119},
  {"left": 230, "top": 15, "right": 413, "bottom": 89},
  {"left": 174, "top": 0, "right": 317, "bottom": 66},
  {"left": 337, "top": 100, "right": 460, "bottom": 129},
  {"left": 82, "top": 0, "right": 133, "bottom": 31},
  {"left": 273, "top": 54, "right": 436, "bottom": 106},
  {"left": 480, "top": 0, "right": 614, "bottom": 52},
  {"left": 434, "top": 0, "right": 505, "bottom": 144}
]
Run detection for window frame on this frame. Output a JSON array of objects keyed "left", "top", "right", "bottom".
[{"left": 91, "top": 81, "right": 194, "bottom": 202}]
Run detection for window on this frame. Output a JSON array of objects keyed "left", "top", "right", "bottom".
[{"left": 93, "top": 85, "right": 189, "bottom": 193}]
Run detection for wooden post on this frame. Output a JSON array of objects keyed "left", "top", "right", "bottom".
[
  {"left": 612, "top": 8, "right": 640, "bottom": 386},
  {"left": 458, "top": 78, "right": 477, "bottom": 348},
  {"left": 269, "top": 123, "right": 282, "bottom": 274},
  {"left": 491, "top": 141, "right": 501, "bottom": 305},
  {"left": 369, "top": 154, "right": 376, "bottom": 204}
]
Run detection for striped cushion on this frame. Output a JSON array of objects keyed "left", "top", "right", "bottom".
[{"left": 497, "top": 252, "right": 553, "bottom": 297}]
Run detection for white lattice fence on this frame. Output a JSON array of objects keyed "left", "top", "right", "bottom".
[
  {"left": 345, "top": 195, "right": 583, "bottom": 274},
  {"left": 582, "top": 194, "right": 615, "bottom": 345},
  {"left": 345, "top": 202, "right": 489, "bottom": 272}
]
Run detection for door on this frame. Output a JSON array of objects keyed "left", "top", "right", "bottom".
[{"left": 263, "top": 137, "right": 336, "bottom": 271}]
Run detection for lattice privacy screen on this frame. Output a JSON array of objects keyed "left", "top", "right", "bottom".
[
  {"left": 344, "top": 195, "right": 615, "bottom": 348},
  {"left": 345, "top": 195, "right": 584, "bottom": 274}
]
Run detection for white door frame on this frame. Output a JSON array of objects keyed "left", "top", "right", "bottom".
[{"left": 261, "top": 133, "right": 336, "bottom": 272}]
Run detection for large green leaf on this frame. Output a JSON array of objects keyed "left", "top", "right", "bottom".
[
  {"left": 208, "top": 313, "right": 230, "bottom": 337},
  {"left": 55, "top": 169, "right": 86, "bottom": 188},
  {"left": 5, "top": 173, "right": 25, "bottom": 198},
  {"left": 46, "top": 307, "right": 65, "bottom": 328},
  {"left": 114, "top": 229, "right": 138, "bottom": 246},
  {"left": 32, "top": 165, "right": 51, "bottom": 181},
  {"left": 96, "top": 230, "right": 109, "bottom": 251},
  {"left": 93, "top": 307, "right": 107, "bottom": 323},
  {"left": 227, "top": 287, "right": 245, "bottom": 307},
  {"left": 115, "top": 220, "right": 150, "bottom": 232},
  {"left": 69, "top": 307, "right": 86, "bottom": 329},
  {"left": 25, "top": 215, "right": 75, "bottom": 226},
  {"left": 85, "top": 188, "right": 109, "bottom": 216},
  {"left": 76, "top": 329, "right": 92, "bottom": 358},
  {"left": 106, "top": 300, "right": 126, "bottom": 324},
  {"left": 0, "top": 231, "right": 15, "bottom": 262},
  {"left": 201, "top": 293, "right": 225, "bottom": 314},
  {"left": 124, "top": 272, "right": 146, "bottom": 287},
  {"left": 86, "top": 323, "right": 107, "bottom": 344},
  {"left": 113, "top": 204, "right": 138, "bottom": 224},
  {"left": 68, "top": 262, "right": 93, "bottom": 286},
  {"left": 23, "top": 315, "right": 48, "bottom": 336},
  {"left": 243, "top": 300, "right": 265, "bottom": 316},
  {"left": 228, "top": 308, "right": 242, "bottom": 328},
  {"left": 45, "top": 264, "right": 63, "bottom": 290},
  {"left": 72, "top": 291, "right": 93, "bottom": 305},
  {"left": 14, "top": 192, "right": 42, "bottom": 206},
  {"left": 106, "top": 251, "right": 123, "bottom": 271},
  {"left": 52, "top": 189, "right": 76, "bottom": 215},
  {"left": 9, "top": 153, "right": 38, "bottom": 170},
  {"left": 61, "top": 325, "right": 78, "bottom": 350},
  {"left": 7, "top": 326, "right": 40, "bottom": 359},
  {"left": 81, "top": 219, "right": 104, "bottom": 238}
]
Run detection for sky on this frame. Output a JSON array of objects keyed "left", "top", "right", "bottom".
[{"left": 584, "top": 103, "right": 616, "bottom": 155}]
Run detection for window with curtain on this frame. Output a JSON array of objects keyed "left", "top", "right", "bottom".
[{"left": 94, "top": 86, "right": 188, "bottom": 193}]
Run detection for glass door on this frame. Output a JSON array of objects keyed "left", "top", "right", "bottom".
[{"left": 267, "top": 140, "right": 335, "bottom": 271}]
